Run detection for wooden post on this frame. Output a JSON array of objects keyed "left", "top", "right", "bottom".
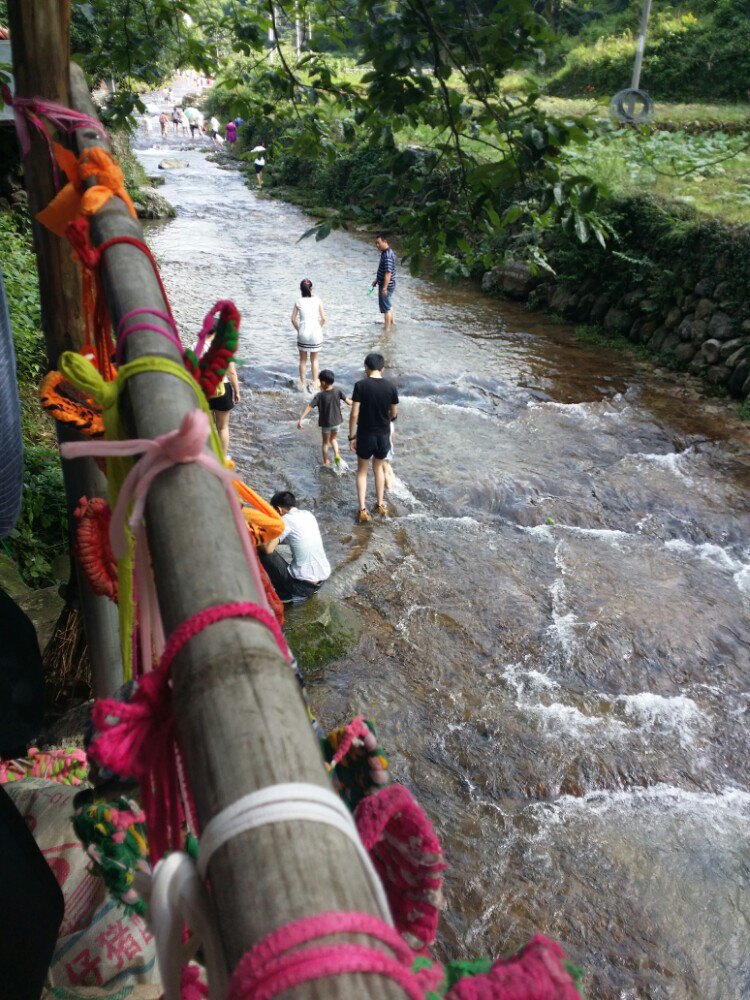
[
  {"left": 65, "top": 59, "right": 402, "bottom": 1000},
  {"left": 7, "top": 0, "right": 122, "bottom": 698}
]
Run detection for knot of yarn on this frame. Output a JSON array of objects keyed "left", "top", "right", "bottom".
[
  {"left": 38, "top": 143, "right": 136, "bottom": 237},
  {"left": 74, "top": 496, "right": 118, "bottom": 601}
]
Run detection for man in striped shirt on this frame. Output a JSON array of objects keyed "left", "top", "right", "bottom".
[{"left": 372, "top": 234, "right": 396, "bottom": 331}]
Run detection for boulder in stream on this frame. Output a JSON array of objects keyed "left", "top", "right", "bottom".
[
  {"left": 132, "top": 187, "right": 175, "bottom": 220},
  {"left": 481, "top": 261, "right": 541, "bottom": 299},
  {"left": 284, "top": 598, "right": 361, "bottom": 675},
  {"left": 158, "top": 158, "right": 189, "bottom": 170}
]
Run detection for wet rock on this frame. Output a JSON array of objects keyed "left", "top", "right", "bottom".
[
  {"left": 682, "top": 295, "right": 698, "bottom": 312},
  {"left": 660, "top": 330, "right": 681, "bottom": 354},
  {"left": 132, "top": 187, "right": 175, "bottom": 220},
  {"left": 647, "top": 326, "right": 669, "bottom": 352},
  {"left": 158, "top": 158, "right": 189, "bottom": 169},
  {"left": 0, "top": 553, "right": 29, "bottom": 600},
  {"left": 694, "top": 277, "right": 713, "bottom": 297},
  {"left": 284, "top": 598, "right": 361, "bottom": 675},
  {"left": 549, "top": 287, "right": 578, "bottom": 318},
  {"left": 742, "top": 373, "right": 750, "bottom": 398},
  {"left": 725, "top": 344, "right": 750, "bottom": 369},
  {"left": 700, "top": 339, "right": 722, "bottom": 365},
  {"left": 742, "top": 319, "right": 750, "bottom": 334},
  {"left": 603, "top": 308, "right": 633, "bottom": 335},
  {"left": 639, "top": 319, "right": 658, "bottom": 342},
  {"left": 622, "top": 289, "right": 645, "bottom": 309},
  {"left": 694, "top": 298, "right": 715, "bottom": 321},
  {"left": 628, "top": 319, "right": 644, "bottom": 342},
  {"left": 689, "top": 319, "right": 708, "bottom": 345},
  {"left": 480, "top": 261, "right": 541, "bottom": 299},
  {"left": 676, "top": 315, "right": 693, "bottom": 341},
  {"left": 590, "top": 293, "right": 611, "bottom": 324},
  {"left": 706, "top": 364, "right": 730, "bottom": 386},
  {"left": 707, "top": 311, "right": 735, "bottom": 341},
  {"left": 664, "top": 306, "right": 682, "bottom": 329},
  {"left": 10, "top": 190, "right": 27, "bottom": 208},
  {"left": 714, "top": 281, "right": 731, "bottom": 301},
  {"left": 15, "top": 586, "right": 64, "bottom": 653},
  {"left": 638, "top": 298, "right": 657, "bottom": 314},
  {"left": 576, "top": 292, "right": 596, "bottom": 320},
  {"left": 729, "top": 360, "right": 750, "bottom": 396},
  {"left": 673, "top": 342, "right": 697, "bottom": 363},
  {"left": 719, "top": 338, "right": 748, "bottom": 361}
]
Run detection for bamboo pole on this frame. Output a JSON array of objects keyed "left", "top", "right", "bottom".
[
  {"left": 63, "top": 55, "right": 401, "bottom": 1000},
  {"left": 7, "top": 0, "right": 121, "bottom": 698}
]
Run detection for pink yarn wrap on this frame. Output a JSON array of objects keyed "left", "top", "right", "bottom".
[
  {"left": 355, "top": 785, "right": 446, "bottom": 951},
  {"left": 328, "top": 715, "right": 372, "bottom": 768},
  {"left": 1, "top": 84, "right": 108, "bottom": 186},
  {"left": 194, "top": 299, "right": 237, "bottom": 359},
  {"left": 115, "top": 306, "right": 183, "bottom": 363},
  {"left": 226, "top": 912, "right": 442, "bottom": 1000},
  {"left": 60, "top": 408, "right": 273, "bottom": 674},
  {"left": 91, "top": 600, "right": 289, "bottom": 862}
]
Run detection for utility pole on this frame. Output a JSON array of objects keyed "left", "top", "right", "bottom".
[{"left": 631, "top": 0, "right": 652, "bottom": 91}]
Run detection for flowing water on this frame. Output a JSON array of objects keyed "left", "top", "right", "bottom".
[{"left": 136, "top": 134, "right": 750, "bottom": 998}]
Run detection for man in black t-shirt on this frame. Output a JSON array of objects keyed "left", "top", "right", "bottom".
[{"left": 349, "top": 352, "right": 399, "bottom": 523}]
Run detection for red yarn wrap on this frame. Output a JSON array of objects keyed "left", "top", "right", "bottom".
[
  {"left": 73, "top": 496, "right": 118, "bottom": 601},
  {"left": 355, "top": 785, "right": 446, "bottom": 950},
  {"left": 183, "top": 301, "right": 240, "bottom": 398}
]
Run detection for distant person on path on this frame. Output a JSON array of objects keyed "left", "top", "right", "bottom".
[
  {"left": 179, "top": 110, "right": 190, "bottom": 137},
  {"left": 209, "top": 115, "right": 221, "bottom": 147},
  {"left": 349, "top": 352, "right": 399, "bottom": 522},
  {"left": 159, "top": 111, "right": 169, "bottom": 138},
  {"left": 185, "top": 107, "right": 201, "bottom": 139},
  {"left": 259, "top": 491, "right": 331, "bottom": 603},
  {"left": 298, "top": 369, "right": 350, "bottom": 467},
  {"left": 172, "top": 106, "right": 181, "bottom": 134},
  {"left": 225, "top": 120, "right": 237, "bottom": 146},
  {"left": 372, "top": 234, "right": 396, "bottom": 331},
  {"left": 254, "top": 152, "right": 266, "bottom": 188},
  {"left": 291, "top": 278, "right": 326, "bottom": 391}
]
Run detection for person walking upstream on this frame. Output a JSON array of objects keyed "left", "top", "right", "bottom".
[
  {"left": 372, "top": 234, "right": 396, "bottom": 331},
  {"left": 349, "top": 352, "right": 399, "bottom": 523}
]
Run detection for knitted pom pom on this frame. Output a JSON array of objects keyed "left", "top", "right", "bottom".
[
  {"left": 322, "top": 716, "right": 390, "bottom": 811},
  {"left": 355, "top": 784, "right": 446, "bottom": 951},
  {"left": 444, "top": 935, "right": 583, "bottom": 1000},
  {"left": 184, "top": 300, "right": 240, "bottom": 400}
]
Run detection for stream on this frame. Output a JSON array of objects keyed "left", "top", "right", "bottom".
[{"left": 136, "top": 133, "right": 750, "bottom": 999}]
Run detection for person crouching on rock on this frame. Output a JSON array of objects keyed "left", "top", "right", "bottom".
[{"left": 259, "top": 491, "right": 331, "bottom": 604}]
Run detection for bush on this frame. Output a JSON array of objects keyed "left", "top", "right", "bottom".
[
  {"left": 0, "top": 213, "right": 45, "bottom": 382},
  {"left": 549, "top": 3, "right": 750, "bottom": 102},
  {"left": 5, "top": 446, "right": 69, "bottom": 588}
]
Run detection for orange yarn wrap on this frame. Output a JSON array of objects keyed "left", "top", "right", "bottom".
[
  {"left": 37, "top": 144, "right": 137, "bottom": 384},
  {"left": 74, "top": 496, "right": 118, "bottom": 602},
  {"left": 39, "top": 369, "right": 106, "bottom": 437},
  {"left": 36, "top": 143, "right": 136, "bottom": 237},
  {"left": 232, "top": 480, "right": 286, "bottom": 547}
]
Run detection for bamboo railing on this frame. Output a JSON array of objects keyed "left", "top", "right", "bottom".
[{"left": 8, "top": 2, "right": 402, "bottom": 995}]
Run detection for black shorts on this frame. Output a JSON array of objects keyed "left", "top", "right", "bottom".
[
  {"left": 356, "top": 431, "right": 390, "bottom": 460},
  {"left": 209, "top": 383, "right": 235, "bottom": 412}
]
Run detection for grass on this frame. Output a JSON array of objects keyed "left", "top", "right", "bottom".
[{"left": 538, "top": 96, "right": 750, "bottom": 127}]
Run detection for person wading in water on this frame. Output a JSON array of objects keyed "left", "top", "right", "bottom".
[{"left": 348, "top": 352, "right": 399, "bottom": 522}]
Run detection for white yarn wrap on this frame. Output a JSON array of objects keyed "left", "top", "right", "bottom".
[{"left": 149, "top": 781, "right": 391, "bottom": 1000}]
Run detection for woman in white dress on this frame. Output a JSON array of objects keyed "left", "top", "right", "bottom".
[{"left": 291, "top": 278, "right": 326, "bottom": 390}]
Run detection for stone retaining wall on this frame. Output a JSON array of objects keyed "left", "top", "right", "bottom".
[{"left": 482, "top": 262, "right": 750, "bottom": 399}]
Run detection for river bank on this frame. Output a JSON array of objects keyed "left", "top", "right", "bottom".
[{"left": 136, "top": 136, "right": 750, "bottom": 998}]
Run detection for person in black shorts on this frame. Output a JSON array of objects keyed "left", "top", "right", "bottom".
[
  {"left": 201, "top": 324, "right": 241, "bottom": 457},
  {"left": 348, "top": 352, "right": 399, "bottom": 522},
  {"left": 297, "top": 369, "right": 350, "bottom": 466}
]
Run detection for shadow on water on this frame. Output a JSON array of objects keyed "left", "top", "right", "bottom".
[{"left": 137, "top": 136, "right": 750, "bottom": 998}]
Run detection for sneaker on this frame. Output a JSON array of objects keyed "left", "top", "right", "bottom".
[{"left": 357, "top": 508, "right": 370, "bottom": 524}]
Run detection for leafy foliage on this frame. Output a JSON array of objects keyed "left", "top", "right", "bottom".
[
  {"left": 549, "top": 0, "right": 750, "bottom": 101},
  {"left": 5, "top": 446, "right": 69, "bottom": 588},
  {"left": 0, "top": 211, "right": 67, "bottom": 587}
]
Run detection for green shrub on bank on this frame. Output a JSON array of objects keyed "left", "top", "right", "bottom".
[
  {"left": 0, "top": 210, "right": 68, "bottom": 588},
  {"left": 549, "top": 2, "right": 750, "bottom": 102}
]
